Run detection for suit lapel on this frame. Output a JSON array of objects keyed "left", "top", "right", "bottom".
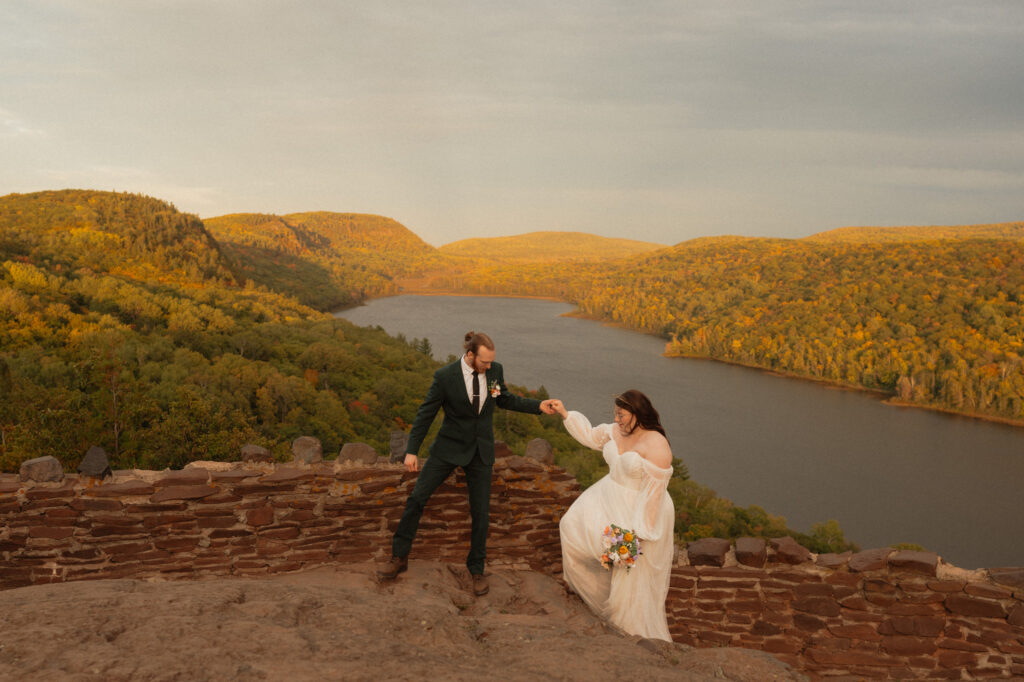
[
  {"left": 452, "top": 361, "right": 475, "bottom": 411},
  {"left": 483, "top": 369, "right": 495, "bottom": 407}
]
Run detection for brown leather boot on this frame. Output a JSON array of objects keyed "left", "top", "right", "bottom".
[
  {"left": 377, "top": 555, "right": 408, "bottom": 580},
  {"left": 472, "top": 573, "right": 489, "bottom": 596}
]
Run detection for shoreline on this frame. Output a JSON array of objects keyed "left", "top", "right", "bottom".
[
  {"left": 665, "top": 352, "right": 1024, "bottom": 430},
  {"left": 347, "top": 290, "right": 1024, "bottom": 431}
]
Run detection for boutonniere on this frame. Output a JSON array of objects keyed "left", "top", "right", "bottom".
[{"left": 488, "top": 380, "right": 501, "bottom": 398}]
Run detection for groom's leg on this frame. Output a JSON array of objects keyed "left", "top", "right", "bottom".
[
  {"left": 463, "top": 451, "right": 493, "bottom": 575},
  {"left": 392, "top": 455, "right": 456, "bottom": 558}
]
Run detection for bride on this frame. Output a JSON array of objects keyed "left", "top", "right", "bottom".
[{"left": 552, "top": 390, "right": 675, "bottom": 641}]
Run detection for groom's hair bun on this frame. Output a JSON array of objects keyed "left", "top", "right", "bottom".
[{"left": 464, "top": 331, "right": 495, "bottom": 354}]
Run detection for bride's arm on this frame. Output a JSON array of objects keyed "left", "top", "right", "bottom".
[
  {"left": 634, "top": 440, "right": 674, "bottom": 541},
  {"left": 561, "top": 410, "right": 612, "bottom": 451}
]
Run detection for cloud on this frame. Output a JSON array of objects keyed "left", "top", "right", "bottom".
[{"left": 0, "top": 107, "right": 44, "bottom": 138}]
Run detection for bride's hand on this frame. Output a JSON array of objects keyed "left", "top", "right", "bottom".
[{"left": 549, "top": 399, "right": 568, "bottom": 418}]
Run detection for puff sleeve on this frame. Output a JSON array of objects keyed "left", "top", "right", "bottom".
[
  {"left": 633, "top": 458, "right": 673, "bottom": 542},
  {"left": 562, "top": 411, "right": 612, "bottom": 451}
]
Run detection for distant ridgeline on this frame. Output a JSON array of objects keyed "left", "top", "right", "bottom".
[
  {"left": 204, "top": 212, "right": 449, "bottom": 310},
  {"left": 428, "top": 224, "right": 1024, "bottom": 425}
]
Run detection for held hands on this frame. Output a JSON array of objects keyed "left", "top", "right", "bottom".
[
  {"left": 544, "top": 399, "right": 568, "bottom": 418},
  {"left": 403, "top": 454, "right": 419, "bottom": 472}
]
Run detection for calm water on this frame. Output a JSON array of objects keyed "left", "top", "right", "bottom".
[{"left": 336, "top": 295, "right": 1024, "bottom": 569}]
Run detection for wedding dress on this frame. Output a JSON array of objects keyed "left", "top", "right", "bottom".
[{"left": 559, "top": 411, "right": 675, "bottom": 641}]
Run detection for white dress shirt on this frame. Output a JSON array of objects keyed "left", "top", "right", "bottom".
[{"left": 461, "top": 355, "right": 483, "bottom": 413}]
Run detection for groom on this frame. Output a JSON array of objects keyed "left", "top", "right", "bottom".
[{"left": 378, "top": 331, "right": 557, "bottom": 595}]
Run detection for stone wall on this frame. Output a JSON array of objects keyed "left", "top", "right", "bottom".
[
  {"left": 669, "top": 540, "right": 1024, "bottom": 679},
  {"left": 0, "top": 451, "right": 577, "bottom": 589},
  {"left": 3, "top": 452, "right": 1023, "bottom": 679}
]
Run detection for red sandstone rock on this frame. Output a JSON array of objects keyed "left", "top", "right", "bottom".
[
  {"left": 815, "top": 551, "right": 851, "bottom": 569},
  {"left": 769, "top": 536, "right": 811, "bottom": 565},
  {"left": 878, "top": 616, "right": 945, "bottom": 637},
  {"left": 154, "top": 469, "right": 210, "bottom": 487},
  {"left": 888, "top": 550, "right": 938, "bottom": 576},
  {"left": 25, "top": 483, "right": 77, "bottom": 500},
  {"left": 1008, "top": 604, "right": 1024, "bottom": 627},
  {"left": 987, "top": 566, "right": 1024, "bottom": 589},
  {"left": 686, "top": 538, "right": 731, "bottom": 567},
  {"left": 261, "top": 468, "right": 315, "bottom": 483},
  {"left": 27, "top": 526, "right": 74, "bottom": 540},
  {"left": 86, "top": 481, "right": 155, "bottom": 497},
  {"left": 806, "top": 648, "right": 899, "bottom": 667},
  {"left": 735, "top": 537, "right": 767, "bottom": 567},
  {"left": 334, "top": 468, "right": 381, "bottom": 482},
  {"left": 794, "top": 583, "right": 834, "bottom": 598},
  {"left": 245, "top": 506, "right": 275, "bottom": 526},
  {"left": 944, "top": 593, "right": 1007, "bottom": 619},
  {"left": 211, "top": 469, "right": 262, "bottom": 481},
  {"left": 881, "top": 635, "right": 937, "bottom": 656},
  {"left": 792, "top": 613, "right": 826, "bottom": 631},
  {"left": 793, "top": 596, "right": 841, "bottom": 617},
  {"left": 828, "top": 623, "right": 881, "bottom": 640},
  {"left": 937, "top": 649, "right": 981, "bottom": 668},
  {"left": 848, "top": 548, "right": 893, "bottom": 572},
  {"left": 964, "top": 582, "right": 1014, "bottom": 600},
  {"left": 150, "top": 485, "right": 218, "bottom": 503}
]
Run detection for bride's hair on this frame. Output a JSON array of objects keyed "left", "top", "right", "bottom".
[
  {"left": 464, "top": 331, "right": 495, "bottom": 355},
  {"left": 615, "top": 389, "right": 667, "bottom": 439}
]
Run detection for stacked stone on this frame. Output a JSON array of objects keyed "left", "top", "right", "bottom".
[
  {"left": 669, "top": 537, "right": 1024, "bottom": 680},
  {"left": 0, "top": 443, "right": 580, "bottom": 592}
]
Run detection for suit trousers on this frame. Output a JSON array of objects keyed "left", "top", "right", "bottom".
[{"left": 391, "top": 450, "right": 492, "bottom": 575}]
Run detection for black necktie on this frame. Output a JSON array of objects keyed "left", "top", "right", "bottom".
[{"left": 472, "top": 371, "right": 480, "bottom": 413}]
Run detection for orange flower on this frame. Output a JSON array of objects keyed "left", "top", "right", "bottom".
[
  {"left": 618, "top": 546, "right": 629, "bottom": 555},
  {"left": 624, "top": 533, "right": 633, "bottom": 542}
]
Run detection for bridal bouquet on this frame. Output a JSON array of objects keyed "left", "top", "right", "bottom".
[{"left": 600, "top": 524, "right": 642, "bottom": 572}]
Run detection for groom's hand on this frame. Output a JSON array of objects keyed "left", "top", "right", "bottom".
[
  {"left": 404, "top": 454, "right": 419, "bottom": 472},
  {"left": 545, "top": 399, "right": 568, "bottom": 418},
  {"left": 539, "top": 399, "right": 557, "bottom": 415}
]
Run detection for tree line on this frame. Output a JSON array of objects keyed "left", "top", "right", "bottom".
[{"left": 429, "top": 235, "right": 1024, "bottom": 424}]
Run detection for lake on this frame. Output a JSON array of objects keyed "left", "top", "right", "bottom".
[{"left": 336, "top": 295, "right": 1024, "bottom": 569}]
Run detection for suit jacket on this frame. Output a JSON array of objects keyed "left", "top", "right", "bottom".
[{"left": 406, "top": 360, "right": 542, "bottom": 466}]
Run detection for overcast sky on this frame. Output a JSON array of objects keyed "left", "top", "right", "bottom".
[{"left": 2, "top": 1, "right": 1022, "bottom": 246}]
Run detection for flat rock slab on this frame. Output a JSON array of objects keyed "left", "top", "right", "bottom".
[
  {"left": 889, "top": 550, "right": 938, "bottom": 576},
  {"left": 735, "top": 537, "right": 767, "bottom": 567},
  {"left": 150, "top": 485, "right": 219, "bottom": 503},
  {"left": 85, "top": 481, "right": 156, "bottom": 497},
  {"left": 0, "top": 562, "right": 806, "bottom": 682},
  {"left": 687, "top": 538, "right": 732, "bottom": 567},
  {"left": 770, "top": 537, "right": 812, "bottom": 565},
  {"left": 849, "top": 548, "right": 894, "bottom": 573}
]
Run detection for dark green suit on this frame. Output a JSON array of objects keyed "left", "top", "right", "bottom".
[{"left": 392, "top": 359, "right": 541, "bottom": 573}]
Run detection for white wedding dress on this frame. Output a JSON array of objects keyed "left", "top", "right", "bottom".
[{"left": 559, "top": 411, "right": 675, "bottom": 641}]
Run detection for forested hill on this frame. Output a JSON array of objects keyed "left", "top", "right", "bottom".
[
  {"left": 428, "top": 227, "right": 1024, "bottom": 425},
  {"left": 204, "top": 212, "right": 450, "bottom": 310},
  {"left": 439, "top": 231, "right": 664, "bottom": 263},
  {"left": 0, "top": 190, "right": 238, "bottom": 285},
  {"left": 805, "top": 221, "right": 1024, "bottom": 243},
  {"left": 0, "top": 191, "right": 571, "bottom": 478}
]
